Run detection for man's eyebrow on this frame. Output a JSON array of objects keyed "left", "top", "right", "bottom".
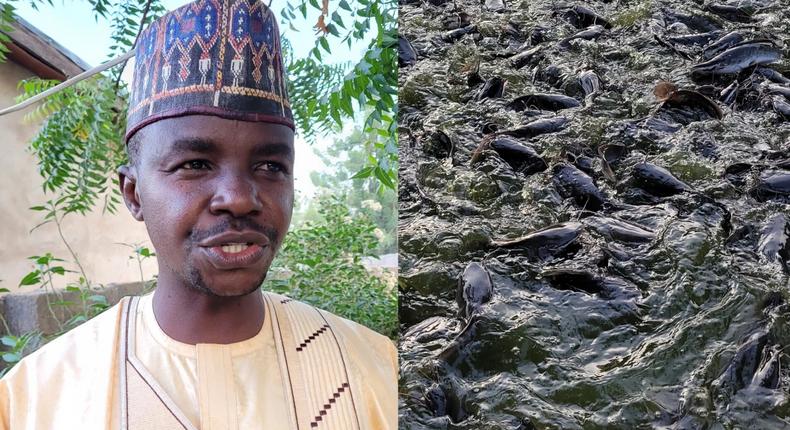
[
  {"left": 168, "top": 138, "right": 219, "bottom": 154},
  {"left": 253, "top": 142, "right": 294, "bottom": 161}
]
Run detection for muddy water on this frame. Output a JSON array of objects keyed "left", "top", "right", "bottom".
[{"left": 398, "top": 0, "right": 790, "bottom": 428}]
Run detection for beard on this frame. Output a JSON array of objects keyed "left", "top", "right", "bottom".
[
  {"left": 183, "top": 263, "right": 270, "bottom": 297},
  {"left": 178, "top": 216, "right": 282, "bottom": 297}
]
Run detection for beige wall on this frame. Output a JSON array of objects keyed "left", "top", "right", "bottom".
[{"left": 0, "top": 60, "right": 157, "bottom": 294}]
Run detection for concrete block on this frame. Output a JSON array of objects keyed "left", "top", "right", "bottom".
[{"left": 0, "top": 282, "right": 147, "bottom": 338}]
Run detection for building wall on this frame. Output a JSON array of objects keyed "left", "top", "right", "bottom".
[{"left": 0, "top": 60, "right": 157, "bottom": 294}]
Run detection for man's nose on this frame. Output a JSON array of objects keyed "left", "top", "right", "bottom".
[{"left": 209, "top": 172, "right": 263, "bottom": 217}]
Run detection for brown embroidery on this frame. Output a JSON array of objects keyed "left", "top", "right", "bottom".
[
  {"left": 295, "top": 324, "right": 330, "bottom": 352},
  {"left": 309, "top": 383, "right": 350, "bottom": 428}
]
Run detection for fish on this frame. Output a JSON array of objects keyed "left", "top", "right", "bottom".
[
  {"left": 757, "top": 213, "right": 788, "bottom": 265},
  {"left": 584, "top": 216, "right": 656, "bottom": 244},
  {"left": 438, "top": 315, "right": 481, "bottom": 365},
  {"left": 723, "top": 162, "right": 752, "bottom": 187},
  {"left": 751, "top": 344, "right": 782, "bottom": 389},
  {"left": 563, "top": 5, "right": 612, "bottom": 29},
  {"left": 663, "top": 9, "right": 721, "bottom": 33},
  {"left": 424, "top": 384, "right": 447, "bottom": 417},
  {"left": 510, "top": 45, "right": 543, "bottom": 69},
  {"left": 702, "top": 31, "right": 747, "bottom": 60},
  {"left": 424, "top": 130, "right": 454, "bottom": 159},
  {"left": 552, "top": 163, "right": 607, "bottom": 211},
  {"left": 771, "top": 96, "right": 790, "bottom": 119},
  {"left": 484, "top": 0, "right": 506, "bottom": 12},
  {"left": 714, "top": 331, "right": 769, "bottom": 395},
  {"left": 631, "top": 162, "right": 691, "bottom": 197},
  {"left": 719, "top": 80, "right": 739, "bottom": 105},
  {"left": 691, "top": 42, "right": 782, "bottom": 81},
  {"left": 466, "top": 61, "right": 484, "bottom": 87},
  {"left": 492, "top": 222, "right": 583, "bottom": 260},
  {"left": 559, "top": 24, "right": 605, "bottom": 46},
  {"left": 485, "top": 136, "right": 548, "bottom": 175},
  {"left": 704, "top": 3, "right": 756, "bottom": 23},
  {"left": 457, "top": 262, "right": 493, "bottom": 319},
  {"left": 442, "top": 25, "right": 477, "bottom": 43},
  {"left": 399, "top": 36, "right": 418, "bottom": 66},
  {"left": 667, "top": 31, "right": 723, "bottom": 47},
  {"left": 403, "top": 316, "right": 461, "bottom": 344},
  {"left": 475, "top": 76, "right": 505, "bottom": 101},
  {"left": 654, "top": 81, "right": 724, "bottom": 121},
  {"left": 507, "top": 93, "right": 581, "bottom": 112},
  {"left": 579, "top": 70, "right": 601, "bottom": 97},
  {"left": 756, "top": 67, "right": 790, "bottom": 85},
  {"left": 752, "top": 170, "right": 790, "bottom": 201},
  {"left": 423, "top": 381, "right": 468, "bottom": 423},
  {"left": 500, "top": 116, "right": 569, "bottom": 139},
  {"left": 766, "top": 84, "right": 790, "bottom": 100}
]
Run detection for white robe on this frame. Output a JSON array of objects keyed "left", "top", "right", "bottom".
[{"left": 0, "top": 291, "right": 397, "bottom": 429}]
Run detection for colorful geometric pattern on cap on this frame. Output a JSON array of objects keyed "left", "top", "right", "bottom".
[{"left": 125, "top": 0, "right": 293, "bottom": 143}]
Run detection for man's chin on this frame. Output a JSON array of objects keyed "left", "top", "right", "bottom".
[{"left": 189, "top": 270, "right": 268, "bottom": 298}]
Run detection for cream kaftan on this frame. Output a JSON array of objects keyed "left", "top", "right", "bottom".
[{"left": 0, "top": 292, "right": 397, "bottom": 429}]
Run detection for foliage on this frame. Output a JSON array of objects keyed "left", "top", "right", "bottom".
[
  {"left": 281, "top": 0, "right": 398, "bottom": 191},
  {"left": 266, "top": 195, "right": 397, "bottom": 338},
  {"left": 18, "top": 78, "right": 128, "bottom": 215},
  {"left": 0, "top": 332, "right": 40, "bottom": 377},
  {"left": 0, "top": 0, "right": 397, "bottom": 217},
  {"left": 0, "top": 243, "right": 155, "bottom": 373},
  {"left": 0, "top": 1, "right": 15, "bottom": 62},
  {"left": 306, "top": 126, "right": 396, "bottom": 253},
  {"left": 0, "top": 0, "right": 397, "bottom": 369}
]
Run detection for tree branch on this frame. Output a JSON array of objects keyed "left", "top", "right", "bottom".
[{"left": 113, "top": 0, "right": 154, "bottom": 91}]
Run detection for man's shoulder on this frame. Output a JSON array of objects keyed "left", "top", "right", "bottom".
[
  {"left": 262, "top": 291, "right": 395, "bottom": 352},
  {"left": 2, "top": 296, "right": 127, "bottom": 380}
]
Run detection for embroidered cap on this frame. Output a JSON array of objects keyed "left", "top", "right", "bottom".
[{"left": 125, "top": 0, "right": 293, "bottom": 143}]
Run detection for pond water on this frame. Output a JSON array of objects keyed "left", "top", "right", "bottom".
[{"left": 398, "top": 0, "right": 790, "bottom": 428}]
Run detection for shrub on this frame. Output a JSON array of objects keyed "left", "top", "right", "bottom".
[{"left": 265, "top": 195, "right": 397, "bottom": 338}]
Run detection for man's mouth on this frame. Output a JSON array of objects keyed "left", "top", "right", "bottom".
[
  {"left": 195, "top": 230, "right": 274, "bottom": 269},
  {"left": 202, "top": 241, "right": 268, "bottom": 269},
  {"left": 218, "top": 242, "right": 254, "bottom": 254}
]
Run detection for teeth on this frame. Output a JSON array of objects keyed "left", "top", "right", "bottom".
[{"left": 220, "top": 243, "right": 250, "bottom": 253}]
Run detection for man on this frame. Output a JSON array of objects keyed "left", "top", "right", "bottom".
[{"left": 0, "top": 1, "right": 397, "bottom": 428}]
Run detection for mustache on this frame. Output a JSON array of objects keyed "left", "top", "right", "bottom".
[{"left": 189, "top": 217, "right": 280, "bottom": 244}]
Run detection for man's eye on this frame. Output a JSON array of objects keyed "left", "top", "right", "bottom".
[
  {"left": 180, "top": 160, "right": 210, "bottom": 170},
  {"left": 257, "top": 162, "right": 287, "bottom": 173}
]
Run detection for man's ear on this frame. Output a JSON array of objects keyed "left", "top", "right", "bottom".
[{"left": 118, "top": 165, "right": 144, "bottom": 221}]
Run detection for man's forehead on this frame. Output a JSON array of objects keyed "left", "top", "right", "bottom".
[{"left": 139, "top": 115, "right": 295, "bottom": 158}]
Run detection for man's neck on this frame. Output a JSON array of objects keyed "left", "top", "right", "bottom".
[{"left": 151, "top": 280, "right": 265, "bottom": 345}]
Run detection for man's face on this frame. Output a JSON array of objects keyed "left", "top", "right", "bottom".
[{"left": 119, "top": 115, "right": 295, "bottom": 297}]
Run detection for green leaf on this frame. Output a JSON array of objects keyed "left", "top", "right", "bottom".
[
  {"left": 331, "top": 12, "right": 345, "bottom": 29},
  {"left": 2, "top": 353, "right": 20, "bottom": 363},
  {"left": 49, "top": 266, "right": 66, "bottom": 275},
  {"left": 319, "top": 37, "right": 330, "bottom": 53},
  {"left": 89, "top": 295, "right": 108, "bottom": 305},
  {"left": 1, "top": 336, "right": 17, "bottom": 347},
  {"left": 19, "top": 271, "right": 41, "bottom": 287},
  {"left": 373, "top": 167, "right": 395, "bottom": 189},
  {"left": 350, "top": 166, "right": 374, "bottom": 179}
]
